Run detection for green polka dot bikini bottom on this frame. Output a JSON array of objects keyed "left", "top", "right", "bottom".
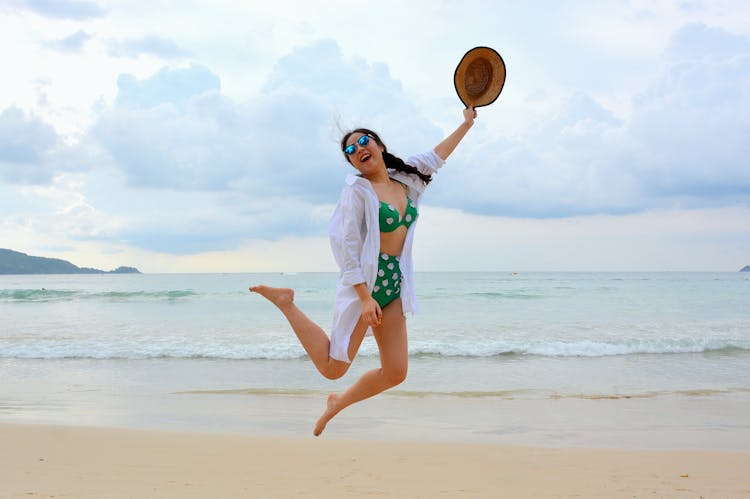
[{"left": 371, "top": 253, "right": 402, "bottom": 309}]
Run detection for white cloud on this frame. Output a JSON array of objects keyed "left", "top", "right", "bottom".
[
  {"left": 0, "top": 106, "right": 104, "bottom": 185},
  {"left": 113, "top": 63, "right": 220, "bottom": 109},
  {"left": 2, "top": 38, "right": 427, "bottom": 252},
  {"left": 0, "top": 107, "right": 56, "bottom": 163},
  {"left": 414, "top": 205, "right": 750, "bottom": 272},
  {"left": 1, "top": 0, "right": 105, "bottom": 19},
  {"left": 20, "top": 176, "right": 116, "bottom": 239},
  {"left": 88, "top": 39, "right": 439, "bottom": 220},
  {"left": 430, "top": 23, "right": 750, "bottom": 218},
  {"left": 0, "top": 107, "right": 62, "bottom": 183},
  {"left": 107, "top": 35, "right": 190, "bottom": 59},
  {"left": 42, "top": 29, "right": 91, "bottom": 52},
  {"left": 628, "top": 23, "right": 750, "bottom": 199}
]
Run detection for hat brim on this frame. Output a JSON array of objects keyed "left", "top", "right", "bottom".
[{"left": 454, "top": 46, "right": 506, "bottom": 108}]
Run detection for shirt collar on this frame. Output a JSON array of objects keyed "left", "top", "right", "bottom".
[{"left": 345, "top": 173, "right": 370, "bottom": 186}]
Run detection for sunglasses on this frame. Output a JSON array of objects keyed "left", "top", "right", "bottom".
[{"left": 344, "top": 134, "right": 371, "bottom": 156}]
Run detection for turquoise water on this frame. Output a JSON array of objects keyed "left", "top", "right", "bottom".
[{"left": 1, "top": 272, "right": 749, "bottom": 447}]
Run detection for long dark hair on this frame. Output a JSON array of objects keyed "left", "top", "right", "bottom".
[{"left": 340, "top": 128, "right": 432, "bottom": 185}]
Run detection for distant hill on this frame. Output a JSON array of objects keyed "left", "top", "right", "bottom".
[
  {"left": 0, "top": 249, "right": 141, "bottom": 275},
  {"left": 741, "top": 265, "right": 750, "bottom": 272}
]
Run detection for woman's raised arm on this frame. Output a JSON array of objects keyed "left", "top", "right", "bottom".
[{"left": 433, "top": 107, "right": 477, "bottom": 161}]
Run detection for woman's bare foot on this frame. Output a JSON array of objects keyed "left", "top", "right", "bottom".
[
  {"left": 249, "top": 285, "right": 294, "bottom": 308},
  {"left": 314, "top": 393, "right": 341, "bottom": 437}
]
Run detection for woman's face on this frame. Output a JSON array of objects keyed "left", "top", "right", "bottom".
[{"left": 344, "top": 132, "right": 385, "bottom": 174}]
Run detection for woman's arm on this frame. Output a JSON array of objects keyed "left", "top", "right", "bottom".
[
  {"left": 354, "top": 282, "right": 382, "bottom": 326},
  {"left": 433, "top": 107, "right": 477, "bottom": 161}
]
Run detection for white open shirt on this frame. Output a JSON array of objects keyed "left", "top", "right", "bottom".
[{"left": 327, "top": 150, "right": 445, "bottom": 362}]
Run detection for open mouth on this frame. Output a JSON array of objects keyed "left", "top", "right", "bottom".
[{"left": 359, "top": 152, "right": 372, "bottom": 163}]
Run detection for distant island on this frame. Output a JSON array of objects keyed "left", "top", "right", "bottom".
[
  {"left": 0, "top": 249, "right": 141, "bottom": 275},
  {"left": 741, "top": 265, "right": 750, "bottom": 272}
]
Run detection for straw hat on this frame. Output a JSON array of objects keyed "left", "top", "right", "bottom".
[{"left": 454, "top": 46, "right": 506, "bottom": 108}]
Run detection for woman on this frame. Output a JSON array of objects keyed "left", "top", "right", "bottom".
[{"left": 251, "top": 106, "right": 476, "bottom": 436}]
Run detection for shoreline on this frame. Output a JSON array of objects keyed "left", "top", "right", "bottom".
[
  {"left": 2, "top": 422, "right": 749, "bottom": 498},
  {"left": 3, "top": 355, "right": 750, "bottom": 452},
  {"left": 5, "top": 393, "right": 750, "bottom": 453}
]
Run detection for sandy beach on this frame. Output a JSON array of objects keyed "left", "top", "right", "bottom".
[{"left": 2, "top": 423, "right": 749, "bottom": 498}]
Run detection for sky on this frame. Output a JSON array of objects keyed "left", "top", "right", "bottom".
[{"left": 1, "top": 0, "right": 749, "bottom": 272}]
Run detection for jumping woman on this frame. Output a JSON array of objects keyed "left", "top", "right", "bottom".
[{"left": 250, "top": 106, "right": 477, "bottom": 435}]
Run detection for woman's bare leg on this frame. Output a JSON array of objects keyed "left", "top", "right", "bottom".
[
  {"left": 249, "top": 285, "right": 367, "bottom": 379},
  {"left": 314, "top": 298, "right": 408, "bottom": 436}
]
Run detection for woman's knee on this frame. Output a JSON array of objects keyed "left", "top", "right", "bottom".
[
  {"left": 319, "top": 360, "right": 349, "bottom": 380},
  {"left": 383, "top": 363, "right": 408, "bottom": 386}
]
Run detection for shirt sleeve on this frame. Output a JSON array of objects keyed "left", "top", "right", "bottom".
[
  {"left": 329, "top": 184, "right": 367, "bottom": 286},
  {"left": 407, "top": 149, "right": 446, "bottom": 177},
  {"left": 391, "top": 150, "right": 446, "bottom": 196}
]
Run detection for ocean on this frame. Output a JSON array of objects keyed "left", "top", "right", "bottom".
[{"left": 2, "top": 272, "right": 749, "bottom": 448}]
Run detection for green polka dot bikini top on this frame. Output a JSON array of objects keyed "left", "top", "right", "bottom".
[{"left": 379, "top": 196, "right": 418, "bottom": 233}]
